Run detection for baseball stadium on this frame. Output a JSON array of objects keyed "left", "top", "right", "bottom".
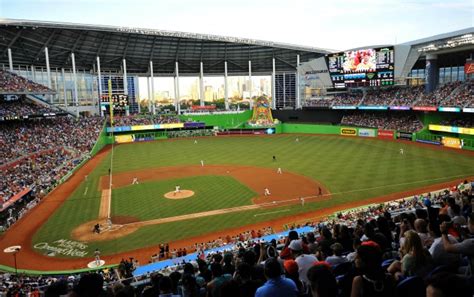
[{"left": 0, "top": 16, "right": 474, "bottom": 297}]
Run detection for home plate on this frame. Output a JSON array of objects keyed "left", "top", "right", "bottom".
[{"left": 87, "top": 260, "right": 105, "bottom": 268}]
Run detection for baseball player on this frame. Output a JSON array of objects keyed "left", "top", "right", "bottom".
[
  {"left": 277, "top": 167, "right": 282, "bottom": 174},
  {"left": 301, "top": 197, "right": 305, "bottom": 206},
  {"left": 194, "top": 140, "right": 198, "bottom": 144},
  {"left": 400, "top": 148, "right": 404, "bottom": 155},
  {"left": 174, "top": 185, "right": 181, "bottom": 196},
  {"left": 94, "top": 249, "right": 101, "bottom": 266},
  {"left": 132, "top": 177, "right": 139, "bottom": 185},
  {"left": 264, "top": 188, "right": 271, "bottom": 196},
  {"left": 200, "top": 160, "right": 204, "bottom": 167}
]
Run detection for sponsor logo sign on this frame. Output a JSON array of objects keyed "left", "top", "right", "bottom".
[
  {"left": 412, "top": 106, "right": 437, "bottom": 111},
  {"left": 341, "top": 128, "right": 357, "bottom": 136},
  {"left": 416, "top": 139, "right": 441, "bottom": 145},
  {"left": 389, "top": 106, "right": 411, "bottom": 110},
  {"left": 397, "top": 131, "right": 413, "bottom": 141},
  {"left": 438, "top": 107, "right": 461, "bottom": 112},
  {"left": 442, "top": 137, "right": 462, "bottom": 149},
  {"left": 358, "top": 128, "right": 376, "bottom": 137},
  {"left": 378, "top": 130, "right": 394, "bottom": 139},
  {"left": 332, "top": 106, "right": 357, "bottom": 110},
  {"left": 463, "top": 107, "right": 474, "bottom": 113},
  {"left": 34, "top": 239, "right": 89, "bottom": 257},
  {"left": 358, "top": 106, "right": 388, "bottom": 110}
]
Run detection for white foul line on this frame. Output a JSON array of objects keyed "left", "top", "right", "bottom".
[{"left": 83, "top": 186, "right": 88, "bottom": 196}]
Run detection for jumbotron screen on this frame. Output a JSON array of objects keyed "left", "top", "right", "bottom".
[{"left": 328, "top": 47, "right": 394, "bottom": 88}]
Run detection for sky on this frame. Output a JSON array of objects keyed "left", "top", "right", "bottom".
[{"left": 1, "top": 0, "right": 472, "bottom": 51}]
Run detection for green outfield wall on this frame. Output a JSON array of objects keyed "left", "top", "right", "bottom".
[{"left": 179, "top": 111, "right": 252, "bottom": 129}]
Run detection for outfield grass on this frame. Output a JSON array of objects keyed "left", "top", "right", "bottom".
[
  {"left": 112, "top": 176, "right": 256, "bottom": 220},
  {"left": 33, "top": 135, "right": 474, "bottom": 257}
]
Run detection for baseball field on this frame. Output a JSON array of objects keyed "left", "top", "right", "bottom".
[{"left": 2, "top": 134, "right": 474, "bottom": 271}]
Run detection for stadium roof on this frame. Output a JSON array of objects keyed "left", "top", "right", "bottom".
[{"left": 0, "top": 18, "right": 331, "bottom": 75}]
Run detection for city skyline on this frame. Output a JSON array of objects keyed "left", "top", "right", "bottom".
[{"left": 138, "top": 75, "right": 272, "bottom": 103}]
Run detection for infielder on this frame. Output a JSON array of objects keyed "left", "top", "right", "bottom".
[
  {"left": 301, "top": 197, "right": 305, "bottom": 206},
  {"left": 132, "top": 177, "right": 139, "bottom": 185},
  {"left": 277, "top": 167, "right": 282, "bottom": 174},
  {"left": 200, "top": 160, "right": 204, "bottom": 167},
  {"left": 264, "top": 188, "right": 271, "bottom": 196}
]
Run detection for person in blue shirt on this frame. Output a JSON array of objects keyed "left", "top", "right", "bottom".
[{"left": 255, "top": 257, "right": 298, "bottom": 297}]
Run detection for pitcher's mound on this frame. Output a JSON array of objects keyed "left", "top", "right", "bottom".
[{"left": 164, "top": 190, "right": 195, "bottom": 199}]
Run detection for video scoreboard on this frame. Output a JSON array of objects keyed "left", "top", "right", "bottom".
[
  {"left": 328, "top": 47, "right": 394, "bottom": 88},
  {"left": 100, "top": 94, "right": 129, "bottom": 114}
]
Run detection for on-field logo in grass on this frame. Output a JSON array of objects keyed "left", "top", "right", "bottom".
[
  {"left": 341, "top": 128, "right": 357, "bottom": 136},
  {"left": 34, "top": 239, "right": 89, "bottom": 257}
]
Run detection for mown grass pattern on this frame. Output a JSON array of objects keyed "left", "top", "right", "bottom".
[{"left": 33, "top": 135, "right": 474, "bottom": 256}]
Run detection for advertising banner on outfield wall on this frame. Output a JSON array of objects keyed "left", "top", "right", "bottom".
[
  {"left": 340, "top": 127, "right": 357, "bottom": 136},
  {"left": 115, "top": 135, "right": 135, "bottom": 143},
  {"left": 358, "top": 128, "right": 376, "bottom": 137},
  {"left": 378, "top": 130, "right": 395, "bottom": 139},
  {"left": 442, "top": 137, "right": 462, "bottom": 149},
  {"left": 397, "top": 131, "right": 413, "bottom": 141}
]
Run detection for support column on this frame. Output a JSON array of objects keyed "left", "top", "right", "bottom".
[
  {"left": 425, "top": 54, "right": 439, "bottom": 93},
  {"left": 150, "top": 61, "right": 155, "bottom": 114},
  {"left": 7, "top": 48, "right": 13, "bottom": 72},
  {"left": 224, "top": 61, "right": 229, "bottom": 110},
  {"left": 61, "top": 68, "right": 67, "bottom": 108},
  {"left": 175, "top": 61, "right": 180, "bottom": 114},
  {"left": 199, "top": 61, "right": 204, "bottom": 106},
  {"left": 123, "top": 59, "right": 128, "bottom": 95},
  {"left": 123, "top": 59, "right": 129, "bottom": 116},
  {"left": 71, "top": 52, "right": 79, "bottom": 117},
  {"left": 135, "top": 77, "right": 141, "bottom": 114},
  {"left": 248, "top": 60, "right": 252, "bottom": 109},
  {"left": 55, "top": 68, "right": 59, "bottom": 104},
  {"left": 147, "top": 77, "right": 152, "bottom": 113},
  {"left": 45, "top": 47, "right": 52, "bottom": 102},
  {"left": 296, "top": 54, "right": 300, "bottom": 109},
  {"left": 31, "top": 65, "right": 36, "bottom": 81},
  {"left": 97, "top": 56, "right": 103, "bottom": 116},
  {"left": 272, "top": 58, "right": 276, "bottom": 109}
]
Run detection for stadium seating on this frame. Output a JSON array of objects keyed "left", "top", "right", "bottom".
[
  {"left": 1, "top": 116, "right": 103, "bottom": 228},
  {"left": 0, "top": 96, "right": 58, "bottom": 118},
  {"left": 341, "top": 113, "right": 423, "bottom": 132},
  {"left": 0, "top": 70, "right": 53, "bottom": 94}
]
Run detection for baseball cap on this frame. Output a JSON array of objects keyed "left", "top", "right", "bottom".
[
  {"left": 283, "top": 260, "right": 299, "bottom": 275},
  {"left": 361, "top": 240, "right": 380, "bottom": 249},
  {"left": 289, "top": 239, "right": 303, "bottom": 251}
]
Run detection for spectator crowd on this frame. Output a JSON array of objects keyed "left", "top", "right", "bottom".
[
  {"left": 109, "top": 115, "right": 181, "bottom": 127},
  {"left": 341, "top": 113, "right": 423, "bottom": 132},
  {"left": 0, "top": 96, "right": 58, "bottom": 118},
  {"left": 304, "top": 80, "right": 473, "bottom": 108},
  {"left": 0, "top": 70, "right": 53, "bottom": 94},
  {"left": 1, "top": 115, "right": 103, "bottom": 228}
]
